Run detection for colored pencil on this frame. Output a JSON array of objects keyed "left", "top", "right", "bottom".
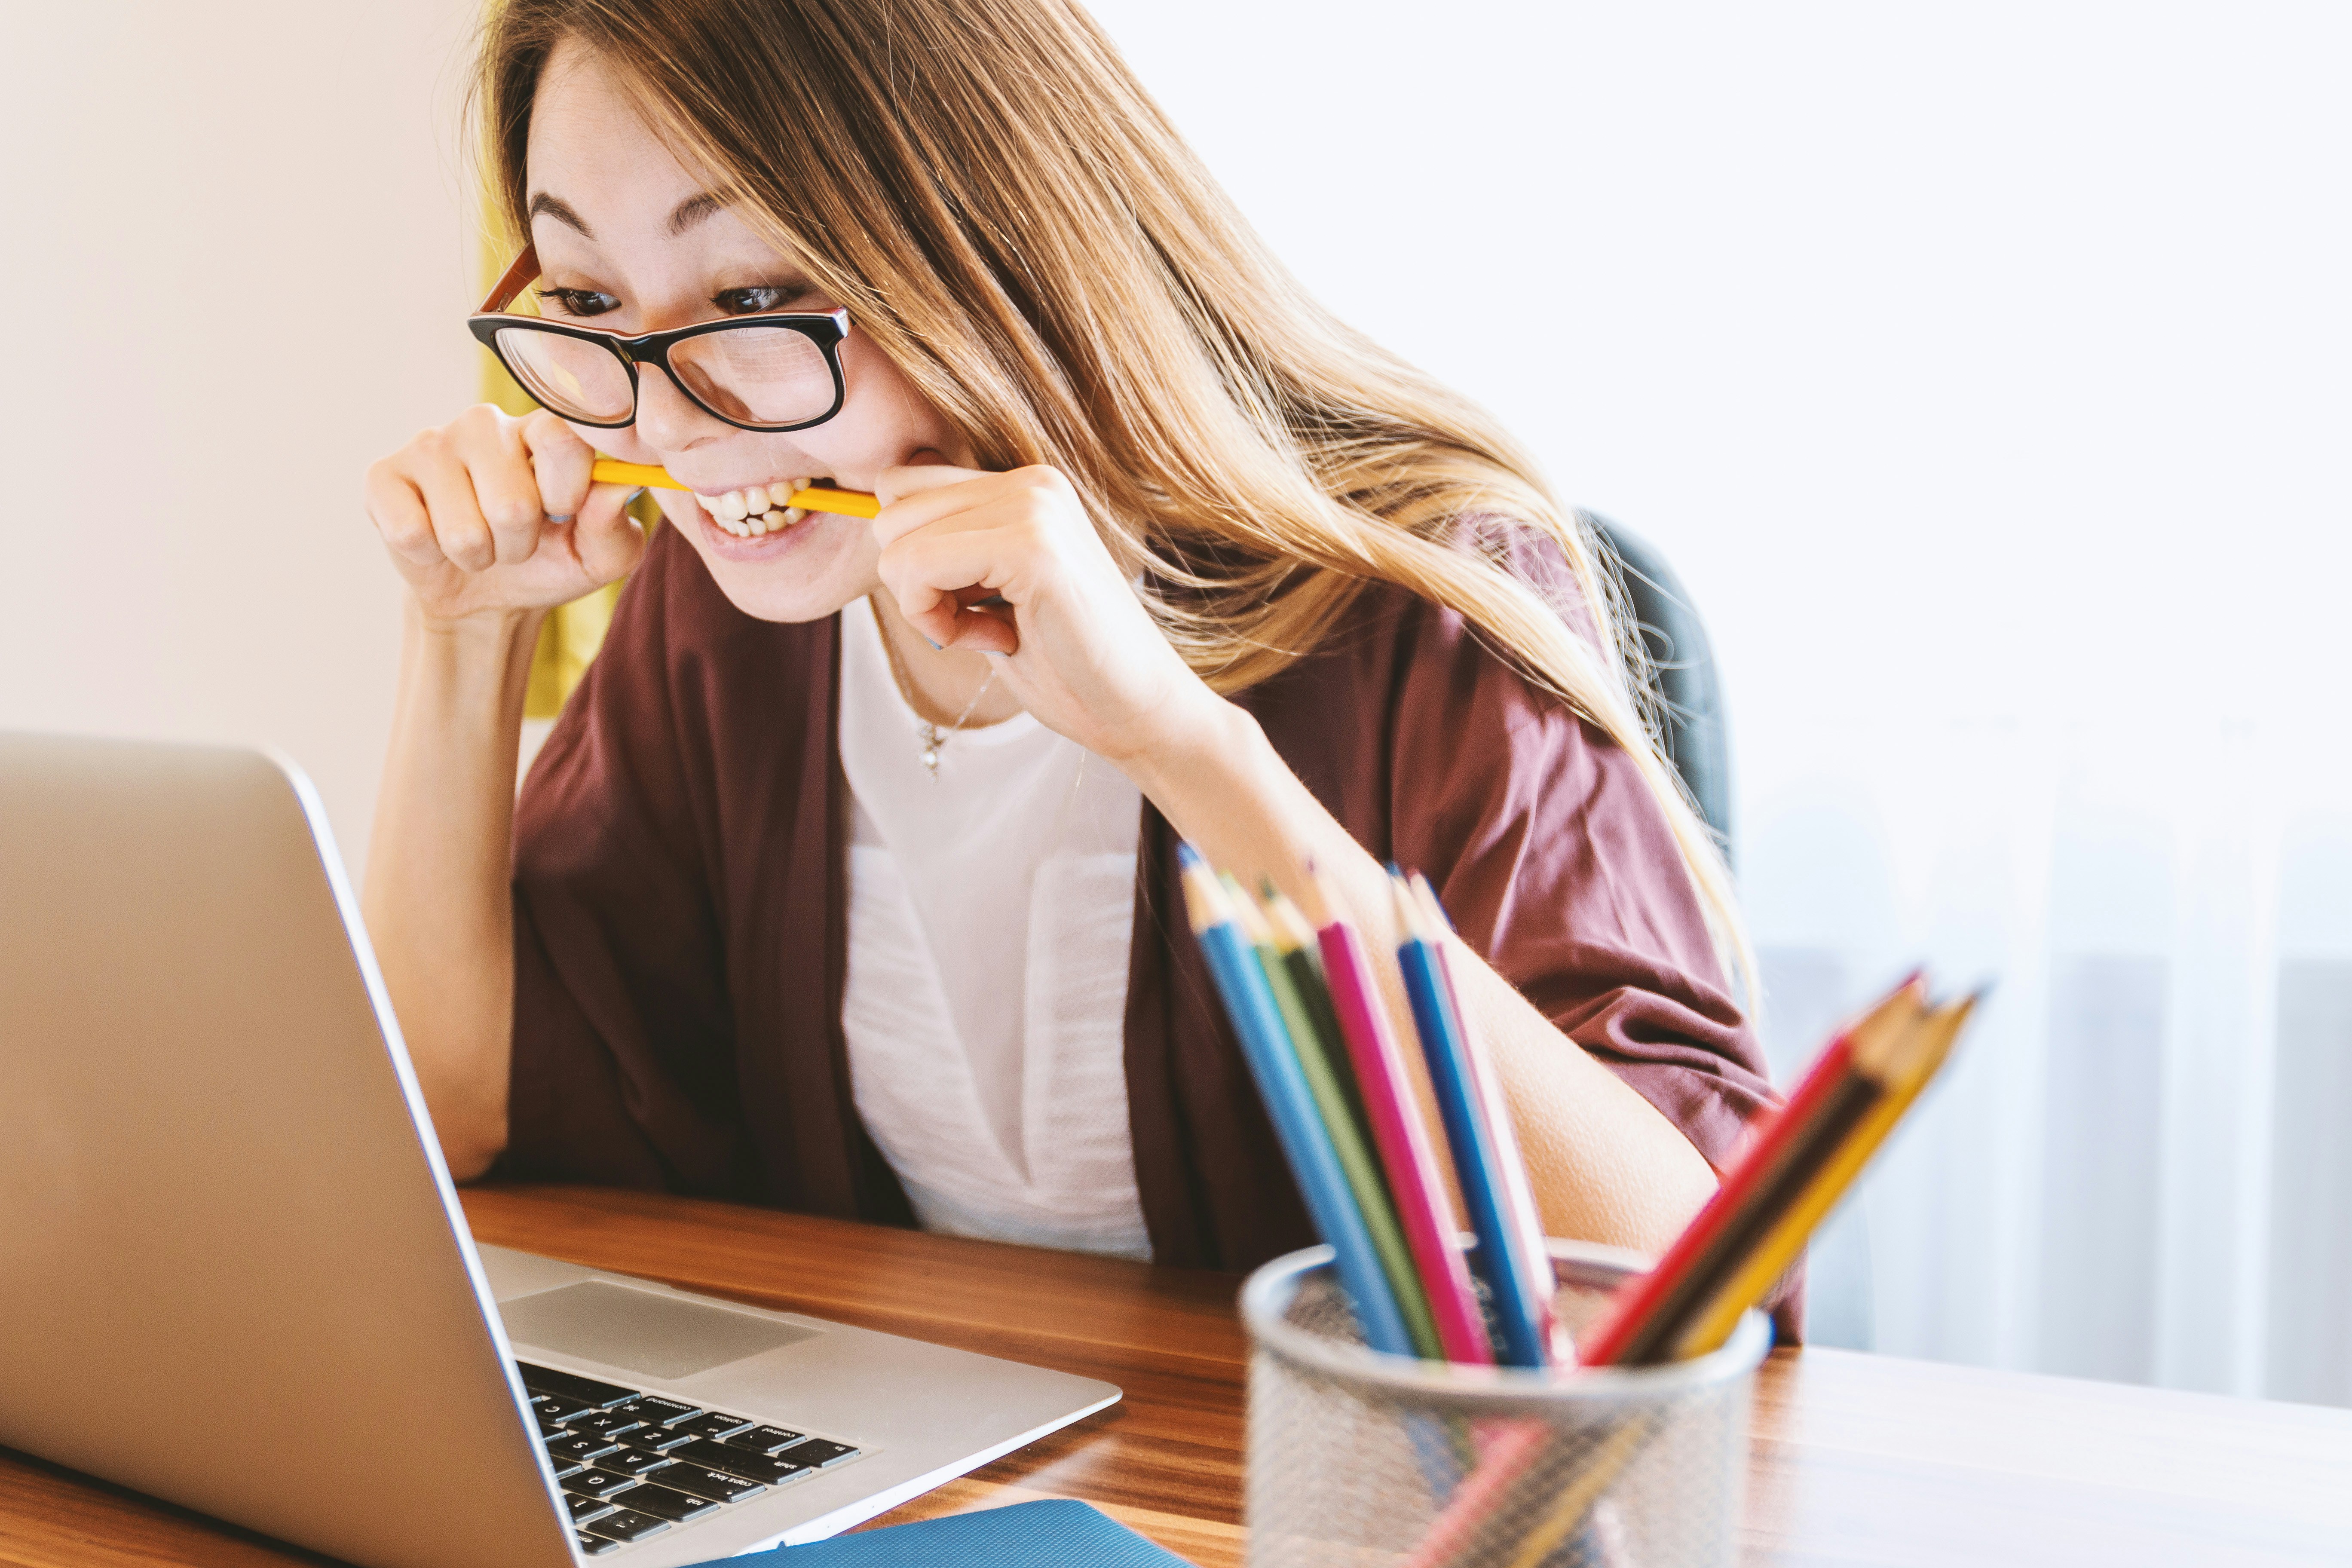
[
  {"left": 588, "top": 459, "right": 880, "bottom": 518},
  {"left": 1176, "top": 848, "right": 1414, "bottom": 1357},
  {"left": 1667, "top": 992, "right": 1978, "bottom": 1359},
  {"left": 1230, "top": 877, "right": 1443, "bottom": 1361},
  {"left": 1298, "top": 868, "right": 1494, "bottom": 1366},
  {"left": 1574, "top": 975, "right": 1926, "bottom": 1367},
  {"left": 1392, "top": 872, "right": 1550, "bottom": 1367},
  {"left": 1409, "top": 873, "right": 1562, "bottom": 1358},
  {"left": 1396, "top": 1420, "right": 1550, "bottom": 1568}
]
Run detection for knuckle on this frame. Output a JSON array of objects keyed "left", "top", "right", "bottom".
[{"left": 485, "top": 497, "right": 541, "bottom": 532}]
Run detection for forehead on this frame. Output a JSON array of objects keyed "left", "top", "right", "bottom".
[{"left": 525, "top": 40, "right": 708, "bottom": 241}]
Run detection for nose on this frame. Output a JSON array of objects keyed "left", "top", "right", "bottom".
[{"left": 630, "top": 356, "right": 731, "bottom": 452}]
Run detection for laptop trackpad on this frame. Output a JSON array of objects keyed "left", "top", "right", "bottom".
[{"left": 499, "top": 1280, "right": 819, "bottom": 1381}]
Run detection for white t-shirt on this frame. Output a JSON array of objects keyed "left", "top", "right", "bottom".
[{"left": 835, "top": 595, "right": 1151, "bottom": 1260}]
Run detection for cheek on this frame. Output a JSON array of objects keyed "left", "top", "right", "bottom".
[{"left": 793, "top": 337, "right": 962, "bottom": 472}]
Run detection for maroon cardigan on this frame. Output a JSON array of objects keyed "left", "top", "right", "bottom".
[{"left": 500, "top": 523, "right": 1792, "bottom": 1328}]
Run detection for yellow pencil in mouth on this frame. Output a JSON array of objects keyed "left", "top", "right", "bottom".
[{"left": 589, "top": 459, "right": 880, "bottom": 520}]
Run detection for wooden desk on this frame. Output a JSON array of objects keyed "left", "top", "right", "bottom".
[{"left": 4, "top": 1185, "right": 2349, "bottom": 1567}]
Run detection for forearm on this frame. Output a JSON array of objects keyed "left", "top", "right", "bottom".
[
  {"left": 1126, "top": 700, "right": 1718, "bottom": 1257},
  {"left": 362, "top": 602, "right": 545, "bottom": 1179}
]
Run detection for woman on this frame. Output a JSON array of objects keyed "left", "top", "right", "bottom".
[{"left": 363, "top": 0, "right": 1778, "bottom": 1289}]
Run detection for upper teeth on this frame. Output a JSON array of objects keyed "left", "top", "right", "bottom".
[{"left": 698, "top": 482, "right": 810, "bottom": 539}]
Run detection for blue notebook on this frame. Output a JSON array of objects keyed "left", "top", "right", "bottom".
[{"left": 699, "top": 1500, "right": 1194, "bottom": 1568}]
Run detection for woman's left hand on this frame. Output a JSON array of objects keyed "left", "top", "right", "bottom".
[{"left": 871, "top": 461, "right": 1221, "bottom": 768}]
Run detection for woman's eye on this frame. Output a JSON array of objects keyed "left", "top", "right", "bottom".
[
  {"left": 715, "top": 285, "right": 804, "bottom": 315},
  {"left": 534, "top": 287, "right": 621, "bottom": 318}
]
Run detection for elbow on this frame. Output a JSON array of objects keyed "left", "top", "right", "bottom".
[{"left": 435, "top": 1112, "right": 508, "bottom": 1185}]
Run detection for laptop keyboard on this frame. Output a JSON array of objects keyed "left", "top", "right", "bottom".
[{"left": 515, "top": 1361, "right": 865, "bottom": 1556}]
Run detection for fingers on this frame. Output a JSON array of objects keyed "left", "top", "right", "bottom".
[
  {"left": 872, "top": 450, "right": 977, "bottom": 511},
  {"left": 456, "top": 407, "right": 548, "bottom": 567},
  {"left": 572, "top": 481, "right": 649, "bottom": 585},
  {"left": 870, "top": 462, "right": 1020, "bottom": 542},
  {"left": 365, "top": 405, "right": 584, "bottom": 581},
  {"left": 521, "top": 410, "right": 595, "bottom": 524},
  {"left": 364, "top": 451, "right": 444, "bottom": 571},
  {"left": 405, "top": 424, "right": 502, "bottom": 574},
  {"left": 879, "top": 524, "right": 1034, "bottom": 653}
]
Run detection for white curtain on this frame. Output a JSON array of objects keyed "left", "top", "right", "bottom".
[
  {"left": 1746, "top": 717, "right": 2352, "bottom": 1403},
  {"left": 1089, "top": 0, "right": 2352, "bottom": 1403}
]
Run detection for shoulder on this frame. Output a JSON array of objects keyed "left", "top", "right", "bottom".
[{"left": 1247, "top": 515, "right": 1614, "bottom": 742}]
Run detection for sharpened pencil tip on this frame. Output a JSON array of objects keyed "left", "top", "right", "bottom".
[{"left": 1176, "top": 841, "right": 1204, "bottom": 871}]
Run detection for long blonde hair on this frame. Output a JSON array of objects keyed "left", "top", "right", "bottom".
[{"left": 477, "top": 0, "right": 1755, "bottom": 1003}]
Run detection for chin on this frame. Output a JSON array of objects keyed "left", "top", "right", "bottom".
[{"left": 655, "top": 491, "right": 875, "bottom": 624}]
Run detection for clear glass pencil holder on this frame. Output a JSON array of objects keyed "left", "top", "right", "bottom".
[{"left": 1240, "top": 1240, "right": 1770, "bottom": 1568}]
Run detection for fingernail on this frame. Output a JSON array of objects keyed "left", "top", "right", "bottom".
[
  {"left": 628, "top": 487, "right": 647, "bottom": 503},
  {"left": 544, "top": 513, "right": 575, "bottom": 523},
  {"left": 925, "top": 637, "right": 942, "bottom": 651}
]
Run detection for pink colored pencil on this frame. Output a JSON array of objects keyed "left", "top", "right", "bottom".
[
  {"left": 1304, "top": 869, "right": 1492, "bottom": 1365},
  {"left": 1398, "top": 1418, "right": 1548, "bottom": 1568}
]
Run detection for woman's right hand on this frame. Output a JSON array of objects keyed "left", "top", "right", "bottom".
[{"left": 364, "top": 404, "right": 648, "bottom": 625}]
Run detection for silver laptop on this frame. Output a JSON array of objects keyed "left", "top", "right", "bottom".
[{"left": 0, "top": 733, "right": 1119, "bottom": 1568}]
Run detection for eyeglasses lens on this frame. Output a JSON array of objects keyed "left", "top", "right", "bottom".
[
  {"left": 670, "top": 327, "right": 836, "bottom": 427},
  {"left": 495, "top": 328, "right": 635, "bottom": 424}
]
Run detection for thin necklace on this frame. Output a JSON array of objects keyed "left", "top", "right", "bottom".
[{"left": 872, "top": 600, "right": 1000, "bottom": 782}]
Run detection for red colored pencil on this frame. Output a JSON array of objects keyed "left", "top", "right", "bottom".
[{"left": 1576, "top": 974, "right": 1925, "bottom": 1366}]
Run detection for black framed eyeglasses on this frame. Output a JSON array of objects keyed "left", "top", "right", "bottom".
[{"left": 467, "top": 243, "right": 851, "bottom": 433}]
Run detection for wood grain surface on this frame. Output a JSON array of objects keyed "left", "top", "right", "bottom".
[{"left": 3, "top": 1183, "right": 2348, "bottom": 1567}]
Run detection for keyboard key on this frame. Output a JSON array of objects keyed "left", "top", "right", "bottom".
[
  {"left": 531, "top": 1393, "right": 594, "bottom": 1422},
  {"left": 610, "top": 1396, "right": 700, "bottom": 1427},
  {"left": 544, "top": 1455, "right": 585, "bottom": 1480},
  {"left": 723, "top": 1425, "right": 805, "bottom": 1455},
  {"left": 674, "top": 1411, "right": 753, "bottom": 1441},
  {"left": 563, "top": 1494, "right": 618, "bottom": 1526},
  {"left": 563, "top": 1411, "right": 646, "bottom": 1441},
  {"left": 670, "top": 1438, "right": 813, "bottom": 1486},
  {"left": 581, "top": 1508, "right": 671, "bottom": 1544},
  {"left": 595, "top": 1448, "right": 677, "bottom": 1478},
  {"left": 652, "top": 1464, "right": 769, "bottom": 1505},
  {"left": 575, "top": 1532, "right": 622, "bottom": 1557},
  {"left": 546, "top": 1434, "right": 622, "bottom": 1465},
  {"left": 615, "top": 1425, "right": 698, "bottom": 1454},
  {"left": 562, "top": 1470, "right": 641, "bottom": 1503},
  {"left": 780, "top": 1437, "right": 861, "bottom": 1467},
  {"left": 534, "top": 1415, "right": 572, "bottom": 1441},
  {"left": 614, "top": 1481, "right": 723, "bottom": 1523},
  {"left": 517, "top": 1363, "right": 639, "bottom": 1409}
]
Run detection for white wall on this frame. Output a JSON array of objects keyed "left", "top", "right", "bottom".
[{"left": 0, "top": 0, "right": 480, "bottom": 876}]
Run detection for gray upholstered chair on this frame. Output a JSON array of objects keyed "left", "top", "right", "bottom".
[{"left": 1582, "top": 512, "right": 1733, "bottom": 864}]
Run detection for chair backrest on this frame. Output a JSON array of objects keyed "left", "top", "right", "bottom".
[{"left": 1580, "top": 512, "right": 1734, "bottom": 864}]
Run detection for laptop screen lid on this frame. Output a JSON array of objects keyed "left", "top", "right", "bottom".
[{"left": 0, "top": 734, "right": 578, "bottom": 1568}]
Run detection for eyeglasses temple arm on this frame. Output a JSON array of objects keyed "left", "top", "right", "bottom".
[{"left": 479, "top": 243, "right": 541, "bottom": 314}]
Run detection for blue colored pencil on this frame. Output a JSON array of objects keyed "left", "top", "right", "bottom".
[
  {"left": 1390, "top": 871, "right": 1552, "bottom": 1367},
  {"left": 1177, "top": 846, "right": 1415, "bottom": 1357}
]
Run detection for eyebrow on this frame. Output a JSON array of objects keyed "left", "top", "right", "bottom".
[
  {"left": 525, "top": 190, "right": 726, "bottom": 241},
  {"left": 527, "top": 193, "right": 594, "bottom": 237},
  {"left": 668, "top": 191, "right": 726, "bottom": 235}
]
